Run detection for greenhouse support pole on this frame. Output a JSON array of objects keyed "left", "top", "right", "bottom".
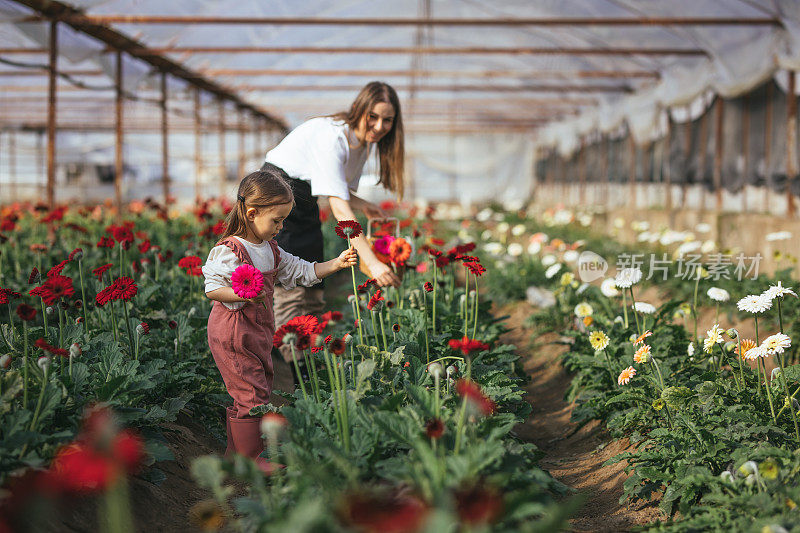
[
  {"left": 664, "top": 126, "right": 672, "bottom": 212},
  {"left": 114, "top": 50, "right": 124, "bottom": 214},
  {"left": 628, "top": 135, "right": 636, "bottom": 209},
  {"left": 697, "top": 105, "right": 711, "bottom": 212},
  {"left": 9, "top": 130, "right": 17, "bottom": 202},
  {"left": 578, "top": 139, "right": 586, "bottom": 205},
  {"left": 46, "top": 20, "right": 57, "bottom": 209},
  {"left": 218, "top": 98, "right": 226, "bottom": 198},
  {"left": 765, "top": 83, "right": 773, "bottom": 210},
  {"left": 600, "top": 136, "right": 609, "bottom": 209},
  {"left": 713, "top": 98, "right": 724, "bottom": 212},
  {"left": 786, "top": 70, "right": 797, "bottom": 218},
  {"left": 194, "top": 88, "right": 202, "bottom": 202},
  {"left": 681, "top": 108, "right": 691, "bottom": 210},
  {"left": 742, "top": 95, "right": 750, "bottom": 212},
  {"left": 238, "top": 108, "right": 246, "bottom": 180},
  {"left": 160, "top": 72, "right": 170, "bottom": 209}
]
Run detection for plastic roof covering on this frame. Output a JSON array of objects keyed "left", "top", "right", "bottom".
[{"left": 1, "top": 0, "right": 799, "bottom": 204}]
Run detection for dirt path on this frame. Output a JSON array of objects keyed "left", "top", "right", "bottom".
[{"left": 497, "top": 302, "right": 664, "bottom": 532}]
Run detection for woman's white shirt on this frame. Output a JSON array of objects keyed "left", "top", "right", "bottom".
[
  {"left": 265, "top": 117, "right": 370, "bottom": 200},
  {"left": 202, "top": 236, "right": 320, "bottom": 310}
]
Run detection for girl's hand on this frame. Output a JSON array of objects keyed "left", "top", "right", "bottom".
[
  {"left": 337, "top": 247, "right": 358, "bottom": 270},
  {"left": 247, "top": 288, "right": 268, "bottom": 304}
]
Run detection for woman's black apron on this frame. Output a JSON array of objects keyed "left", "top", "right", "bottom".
[{"left": 262, "top": 163, "right": 324, "bottom": 284}]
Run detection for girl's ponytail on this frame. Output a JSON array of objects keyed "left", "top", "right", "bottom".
[{"left": 219, "top": 165, "right": 294, "bottom": 240}]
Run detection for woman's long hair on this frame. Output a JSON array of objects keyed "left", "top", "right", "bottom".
[
  {"left": 220, "top": 164, "right": 294, "bottom": 240},
  {"left": 331, "top": 81, "right": 405, "bottom": 198}
]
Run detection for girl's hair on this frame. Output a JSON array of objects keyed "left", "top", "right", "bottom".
[
  {"left": 330, "top": 81, "right": 405, "bottom": 198},
  {"left": 220, "top": 164, "right": 294, "bottom": 240}
]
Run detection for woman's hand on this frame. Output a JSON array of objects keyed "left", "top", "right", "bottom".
[
  {"left": 368, "top": 260, "right": 401, "bottom": 288},
  {"left": 337, "top": 246, "right": 359, "bottom": 270}
]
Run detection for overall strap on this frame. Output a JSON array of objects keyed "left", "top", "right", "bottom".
[
  {"left": 216, "top": 237, "right": 254, "bottom": 265},
  {"left": 268, "top": 239, "right": 281, "bottom": 268}
]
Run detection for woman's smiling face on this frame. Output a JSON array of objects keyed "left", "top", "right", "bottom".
[{"left": 356, "top": 102, "right": 395, "bottom": 144}]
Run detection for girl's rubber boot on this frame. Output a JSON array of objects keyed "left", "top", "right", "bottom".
[
  {"left": 228, "top": 416, "right": 279, "bottom": 475},
  {"left": 224, "top": 407, "right": 236, "bottom": 457}
]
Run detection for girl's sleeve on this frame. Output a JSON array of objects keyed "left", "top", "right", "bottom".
[
  {"left": 203, "top": 245, "right": 241, "bottom": 293},
  {"left": 275, "top": 246, "right": 321, "bottom": 289}
]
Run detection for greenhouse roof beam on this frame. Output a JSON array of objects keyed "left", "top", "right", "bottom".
[
  {"left": 12, "top": 0, "right": 286, "bottom": 131},
  {"left": 17, "top": 15, "right": 781, "bottom": 27},
  {"left": 232, "top": 84, "right": 633, "bottom": 93}
]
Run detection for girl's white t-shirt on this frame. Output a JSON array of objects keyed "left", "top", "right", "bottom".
[
  {"left": 265, "top": 117, "right": 370, "bottom": 200},
  {"left": 202, "top": 236, "right": 320, "bottom": 310}
]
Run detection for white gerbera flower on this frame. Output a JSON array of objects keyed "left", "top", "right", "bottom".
[
  {"left": 744, "top": 344, "right": 767, "bottom": 360},
  {"left": 763, "top": 281, "right": 798, "bottom": 300},
  {"left": 511, "top": 224, "right": 526, "bottom": 236},
  {"left": 574, "top": 302, "right": 593, "bottom": 318},
  {"left": 761, "top": 333, "right": 791, "bottom": 355},
  {"left": 600, "top": 278, "right": 619, "bottom": 298},
  {"left": 497, "top": 222, "right": 509, "bottom": 233},
  {"left": 563, "top": 250, "right": 579, "bottom": 264},
  {"left": 765, "top": 231, "right": 792, "bottom": 241},
  {"left": 483, "top": 242, "right": 504, "bottom": 255},
  {"left": 615, "top": 267, "right": 643, "bottom": 289},
  {"left": 527, "top": 241, "right": 541, "bottom": 255},
  {"left": 707, "top": 287, "right": 730, "bottom": 302},
  {"left": 545, "top": 263, "right": 562, "bottom": 279},
  {"left": 633, "top": 302, "right": 656, "bottom": 315},
  {"left": 541, "top": 254, "right": 557, "bottom": 267},
  {"left": 687, "top": 342, "right": 695, "bottom": 357},
  {"left": 507, "top": 243, "right": 523, "bottom": 257},
  {"left": 737, "top": 294, "right": 772, "bottom": 314}
]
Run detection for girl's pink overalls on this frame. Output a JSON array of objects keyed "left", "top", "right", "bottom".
[{"left": 207, "top": 237, "right": 281, "bottom": 418}]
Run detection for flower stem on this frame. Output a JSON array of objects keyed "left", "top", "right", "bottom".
[
  {"left": 422, "top": 290, "right": 430, "bottom": 364},
  {"left": 622, "top": 290, "right": 628, "bottom": 329},
  {"left": 378, "top": 309, "right": 388, "bottom": 351},
  {"left": 692, "top": 271, "right": 701, "bottom": 346},
  {"left": 776, "top": 351, "right": 800, "bottom": 442},
  {"left": 471, "top": 277, "right": 480, "bottom": 339},
  {"left": 759, "top": 358, "right": 778, "bottom": 423},
  {"left": 29, "top": 364, "right": 49, "bottom": 431},
  {"left": 629, "top": 287, "right": 641, "bottom": 336},
  {"left": 454, "top": 395, "right": 468, "bottom": 454},
  {"left": 22, "top": 322, "right": 28, "bottom": 407},
  {"left": 289, "top": 344, "right": 308, "bottom": 400},
  {"left": 347, "top": 237, "right": 365, "bottom": 345},
  {"left": 78, "top": 259, "right": 89, "bottom": 334},
  {"left": 122, "top": 299, "right": 135, "bottom": 358},
  {"left": 432, "top": 260, "right": 438, "bottom": 336}
]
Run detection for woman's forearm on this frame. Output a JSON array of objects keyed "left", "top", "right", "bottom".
[{"left": 327, "top": 196, "right": 382, "bottom": 267}]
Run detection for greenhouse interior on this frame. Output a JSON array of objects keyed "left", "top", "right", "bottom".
[{"left": 3, "top": 1, "right": 800, "bottom": 532}]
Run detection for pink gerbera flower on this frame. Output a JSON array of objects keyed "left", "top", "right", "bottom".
[{"left": 231, "top": 264, "right": 263, "bottom": 299}]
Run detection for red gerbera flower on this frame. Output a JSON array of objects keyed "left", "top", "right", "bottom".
[
  {"left": 329, "top": 337, "right": 346, "bottom": 355},
  {"left": 334, "top": 220, "right": 363, "bottom": 240},
  {"left": 111, "top": 277, "right": 137, "bottom": 301},
  {"left": 178, "top": 256, "right": 202, "bottom": 270},
  {"left": 47, "top": 260, "right": 70, "bottom": 278},
  {"left": 95, "top": 285, "right": 114, "bottom": 307},
  {"left": 448, "top": 336, "right": 489, "bottom": 356},
  {"left": 428, "top": 249, "right": 442, "bottom": 258},
  {"left": 339, "top": 489, "right": 429, "bottom": 533},
  {"left": 423, "top": 282, "right": 433, "bottom": 292},
  {"left": 34, "top": 338, "right": 69, "bottom": 358},
  {"left": 454, "top": 483, "right": 503, "bottom": 525},
  {"left": 68, "top": 248, "right": 84, "bottom": 261},
  {"left": 367, "top": 290, "right": 385, "bottom": 311},
  {"left": 28, "top": 267, "right": 41, "bottom": 285},
  {"left": 43, "top": 275, "right": 75, "bottom": 304},
  {"left": 274, "top": 315, "right": 319, "bottom": 347},
  {"left": 92, "top": 263, "right": 114, "bottom": 281},
  {"left": 455, "top": 379, "right": 496, "bottom": 416},
  {"left": 17, "top": 303, "right": 37, "bottom": 321},
  {"left": 96, "top": 236, "right": 115, "bottom": 249},
  {"left": 110, "top": 226, "right": 134, "bottom": 244},
  {"left": 47, "top": 443, "right": 117, "bottom": 493},
  {"left": 296, "top": 334, "right": 311, "bottom": 351},
  {"left": 464, "top": 261, "right": 486, "bottom": 277},
  {"left": 425, "top": 419, "right": 444, "bottom": 440},
  {"left": 321, "top": 310, "right": 343, "bottom": 324},
  {"left": 435, "top": 256, "right": 450, "bottom": 269},
  {"left": 137, "top": 240, "right": 151, "bottom": 254}
]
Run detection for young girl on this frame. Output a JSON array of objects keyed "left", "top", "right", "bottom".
[{"left": 202, "top": 164, "right": 357, "bottom": 472}]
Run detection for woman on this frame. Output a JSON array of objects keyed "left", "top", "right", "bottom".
[{"left": 263, "top": 81, "right": 404, "bottom": 378}]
